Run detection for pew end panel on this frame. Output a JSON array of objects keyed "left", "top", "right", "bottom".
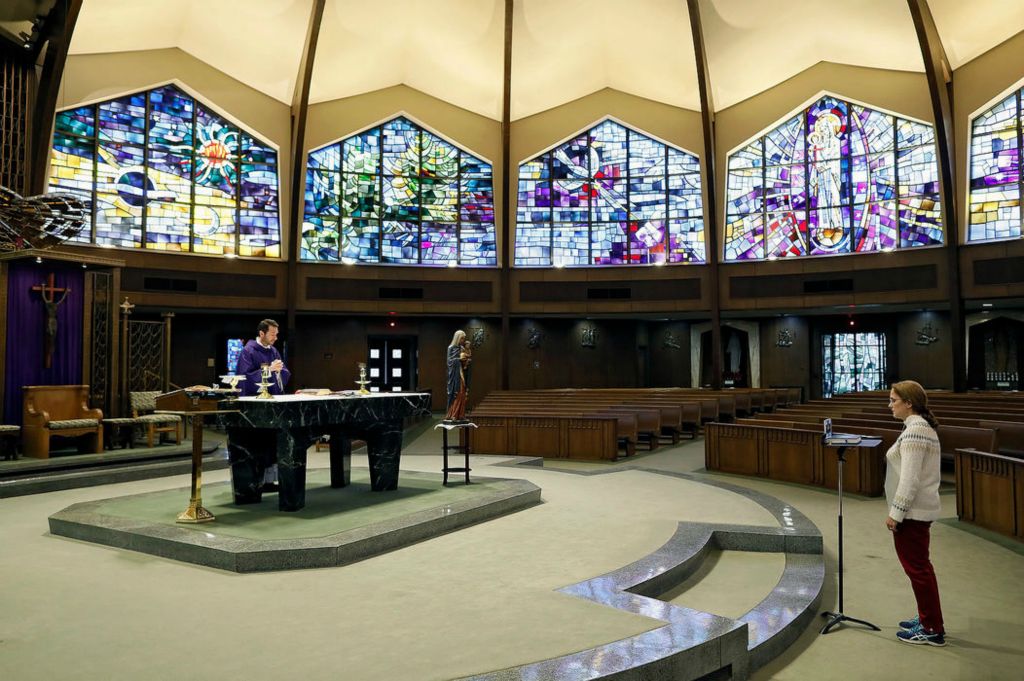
[{"left": 955, "top": 448, "right": 1024, "bottom": 541}]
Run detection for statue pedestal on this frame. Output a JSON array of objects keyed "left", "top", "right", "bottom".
[{"left": 435, "top": 421, "right": 477, "bottom": 486}]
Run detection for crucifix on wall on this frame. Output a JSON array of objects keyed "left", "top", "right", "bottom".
[{"left": 30, "top": 273, "right": 71, "bottom": 369}]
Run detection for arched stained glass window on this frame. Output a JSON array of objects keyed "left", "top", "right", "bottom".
[
  {"left": 724, "top": 94, "right": 942, "bottom": 261},
  {"left": 968, "top": 85, "right": 1023, "bottom": 241},
  {"left": 514, "top": 119, "right": 704, "bottom": 267},
  {"left": 302, "top": 117, "right": 495, "bottom": 266},
  {"left": 48, "top": 84, "right": 280, "bottom": 257}
]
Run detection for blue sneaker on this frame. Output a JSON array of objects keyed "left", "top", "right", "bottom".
[
  {"left": 897, "top": 624, "right": 946, "bottom": 647},
  {"left": 899, "top": 616, "right": 920, "bottom": 631}
]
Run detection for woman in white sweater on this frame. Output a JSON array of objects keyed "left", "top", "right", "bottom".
[{"left": 885, "top": 380, "right": 946, "bottom": 646}]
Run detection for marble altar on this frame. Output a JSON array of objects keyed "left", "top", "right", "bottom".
[{"left": 218, "top": 392, "right": 431, "bottom": 511}]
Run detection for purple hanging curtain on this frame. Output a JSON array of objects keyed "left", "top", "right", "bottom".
[{"left": 3, "top": 260, "right": 84, "bottom": 425}]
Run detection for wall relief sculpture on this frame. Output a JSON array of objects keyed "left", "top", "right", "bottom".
[
  {"left": 915, "top": 322, "right": 938, "bottom": 345},
  {"left": 581, "top": 324, "right": 598, "bottom": 348},
  {"left": 468, "top": 326, "right": 487, "bottom": 348}
]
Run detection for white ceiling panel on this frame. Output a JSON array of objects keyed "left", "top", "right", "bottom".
[
  {"left": 66, "top": 0, "right": 1024, "bottom": 119},
  {"left": 70, "top": 0, "right": 310, "bottom": 104},
  {"left": 512, "top": 0, "right": 699, "bottom": 120},
  {"left": 310, "top": 0, "right": 504, "bottom": 119},
  {"left": 703, "top": 0, "right": 925, "bottom": 111},
  {"left": 929, "top": 0, "right": 1024, "bottom": 69}
]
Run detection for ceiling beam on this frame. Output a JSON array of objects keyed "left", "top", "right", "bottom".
[
  {"left": 686, "top": 0, "right": 722, "bottom": 389},
  {"left": 286, "top": 0, "right": 326, "bottom": 353},
  {"left": 28, "top": 0, "right": 82, "bottom": 196},
  {"left": 907, "top": 0, "right": 965, "bottom": 392},
  {"left": 499, "top": 0, "right": 513, "bottom": 390}
]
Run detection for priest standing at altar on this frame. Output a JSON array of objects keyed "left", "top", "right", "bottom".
[
  {"left": 236, "top": 319, "right": 291, "bottom": 397},
  {"left": 234, "top": 319, "right": 291, "bottom": 491}
]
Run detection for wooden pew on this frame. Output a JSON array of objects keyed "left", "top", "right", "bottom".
[
  {"left": 705, "top": 422, "right": 888, "bottom": 496},
  {"left": 467, "top": 410, "right": 628, "bottom": 461},
  {"left": 955, "top": 448, "right": 1024, "bottom": 542},
  {"left": 22, "top": 385, "right": 103, "bottom": 459}
]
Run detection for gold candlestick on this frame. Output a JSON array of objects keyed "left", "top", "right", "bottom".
[
  {"left": 255, "top": 364, "right": 274, "bottom": 399},
  {"left": 355, "top": 362, "right": 371, "bottom": 395}
]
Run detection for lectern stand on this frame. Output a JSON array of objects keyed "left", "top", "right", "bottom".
[{"left": 820, "top": 436, "right": 883, "bottom": 635}]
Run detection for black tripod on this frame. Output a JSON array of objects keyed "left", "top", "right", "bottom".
[{"left": 821, "top": 439, "right": 882, "bottom": 635}]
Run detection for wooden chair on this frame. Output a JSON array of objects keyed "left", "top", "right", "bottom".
[
  {"left": 131, "top": 391, "right": 182, "bottom": 447},
  {"left": 22, "top": 385, "right": 103, "bottom": 459}
]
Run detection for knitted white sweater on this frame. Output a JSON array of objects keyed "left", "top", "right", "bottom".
[{"left": 884, "top": 414, "right": 942, "bottom": 523}]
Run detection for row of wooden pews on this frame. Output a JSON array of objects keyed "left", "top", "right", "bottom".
[
  {"left": 706, "top": 391, "right": 1023, "bottom": 542},
  {"left": 468, "top": 388, "right": 798, "bottom": 461}
]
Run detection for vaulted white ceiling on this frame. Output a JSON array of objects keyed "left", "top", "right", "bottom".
[{"left": 67, "top": 0, "right": 1024, "bottom": 120}]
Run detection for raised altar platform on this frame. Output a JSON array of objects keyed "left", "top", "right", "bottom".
[{"left": 48, "top": 467, "right": 540, "bottom": 572}]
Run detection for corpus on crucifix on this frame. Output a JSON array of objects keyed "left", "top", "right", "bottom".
[{"left": 30, "top": 273, "right": 70, "bottom": 369}]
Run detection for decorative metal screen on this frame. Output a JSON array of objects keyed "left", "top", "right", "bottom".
[
  {"left": 0, "top": 55, "right": 31, "bottom": 193},
  {"left": 127, "top": 320, "right": 166, "bottom": 392},
  {"left": 822, "top": 332, "right": 887, "bottom": 397},
  {"left": 87, "top": 271, "right": 114, "bottom": 415}
]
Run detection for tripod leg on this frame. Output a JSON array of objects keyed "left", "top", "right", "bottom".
[{"left": 842, "top": 615, "right": 880, "bottom": 631}]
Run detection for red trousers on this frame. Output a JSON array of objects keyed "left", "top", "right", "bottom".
[{"left": 893, "top": 519, "right": 944, "bottom": 633}]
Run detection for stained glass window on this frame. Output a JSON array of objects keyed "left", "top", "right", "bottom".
[
  {"left": 48, "top": 84, "right": 281, "bottom": 257},
  {"left": 821, "top": 332, "right": 887, "bottom": 398},
  {"left": 514, "top": 119, "right": 704, "bottom": 267},
  {"left": 725, "top": 95, "right": 942, "bottom": 261},
  {"left": 302, "top": 117, "right": 495, "bottom": 266},
  {"left": 968, "top": 85, "right": 1023, "bottom": 242}
]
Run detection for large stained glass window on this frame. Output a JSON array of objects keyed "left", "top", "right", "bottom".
[
  {"left": 302, "top": 117, "right": 495, "bottom": 266},
  {"left": 48, "top": 84, "right": 280, "bottom": 257},
  {"left": 725, "top": 95, "right": 942, "bottom": 261},
  {"left": 968, "top": 85, "right": 1023, "bottom": 242},
  {"left": 514, "top": 119, "right": 704, "bottom": 267}
]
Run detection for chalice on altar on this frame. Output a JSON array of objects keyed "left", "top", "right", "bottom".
[
  {"left": 355, "top": 362, "right": 371, "bottom": 395},
  {"left": 220, "top": 374, "right": 246, "bottom": 392},
  {"left": 255, "top": 364, "right": 274, "bottom": 399}
]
